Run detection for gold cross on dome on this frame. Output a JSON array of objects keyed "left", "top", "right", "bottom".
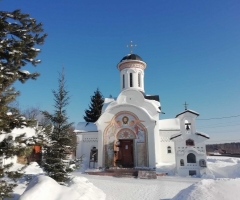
[
  {"left": 183, "top": 101, "right": 188, "bottom": 110},
  {"left": 127, "top": 41, "right": 137, "bottom": 53}
]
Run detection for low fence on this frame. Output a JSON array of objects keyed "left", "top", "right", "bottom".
[{"left": 208, "top": 154, "right": 240, "bottom": 158}]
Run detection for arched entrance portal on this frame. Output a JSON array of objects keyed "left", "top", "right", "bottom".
[
  {"left": 103, "top": 111, "right": 148, "bottom": 167},
  {"left": 116, "top": 128, "right": 136, "bottom": 167},
  {"left": 116, "top": 140, "right": 134, "bottom": 167}
]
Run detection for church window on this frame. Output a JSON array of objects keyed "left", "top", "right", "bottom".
[
  {"left": 186, "top": 139, "right": 194, "bottom": 146},
  {"left": 90, "top": 147, "right": 98, "bottom": 162},
  {"left": 167, "top": 146, "right": 171, "bottom": 153},
  {"left": 180, "top": 159, "right": 184, "bottom": 166},
  {"left": 138, "top": 73, "right": 141, "bottom": 87},
  {"left": 199, "top": 159, "right": 207, "bottom": 167},
  {"left": 123, "top": 74, "right": 125, "bottom": 88},
  {"left": 130, "top": 73, "right": 133, "bottom": 87},
  {"left": 187, "top": 153, "right": 196, "bottom": 163},
  {"left": 189, "top": 170, "right": 196, "bottom": 176}
]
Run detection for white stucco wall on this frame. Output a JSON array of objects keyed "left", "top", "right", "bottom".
[
  {"left": 158, "top": 119, "right": 180, "bottom": 164},
  {"left": 76, "top": 132, "right": 98, "bottom": 169},
  {"left": 159, "top": 130, "right": 178, "bottom": 163},
  {"left": 172, "top": 134, "right": 208, "bottom": 177},
  {"left": 120, "top": 68, "right": 144, "bottom": 92}
]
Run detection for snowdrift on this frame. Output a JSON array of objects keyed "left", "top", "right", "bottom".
[
  {"left": 172, "top": 178, "right": 240, "bottom": 200},
  {"left": 207, "top": 156, "right": 240, "bottom": 178},
  {"left": 19, "top": 175, "right": 105, "bottom": 200},
  {"left": 23, "top": 162, "right": 45, "bottom": 175}
]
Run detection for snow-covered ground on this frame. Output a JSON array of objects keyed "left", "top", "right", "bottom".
[
  {"left": 11, "top": 156, "right": 240, "bottom": 200},
  {"left": 74, "top": 173, "right": 199, "bottom": 200}
]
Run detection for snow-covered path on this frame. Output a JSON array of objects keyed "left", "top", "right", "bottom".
[{"left": 73, "top": 172, "right": 199, "bottom": 200}]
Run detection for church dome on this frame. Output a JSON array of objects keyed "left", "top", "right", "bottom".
[{"left": 120, "top": 54, "right": 143, "bottom": 62}]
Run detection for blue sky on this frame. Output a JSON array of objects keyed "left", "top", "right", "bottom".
[{"left": 2, "top": 0, "right": 240, "bottom": 143}]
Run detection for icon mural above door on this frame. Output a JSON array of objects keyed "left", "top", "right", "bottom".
[
  {"left": 104, "top": 111, "right": 148, "bottom": 167},
  {"left": 117, "top": 128, "right": 136, "bottom": 140}
]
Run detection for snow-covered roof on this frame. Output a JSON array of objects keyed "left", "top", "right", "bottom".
[
  {"left": 170, "top": 133, "right": 182, "bottom": 140},
  {"left": 101, "top": 98, "right": 116, "bottom": 113},
  {"left": 196, "top": 132, "right": 210, "bottom": 139},
  {"left": 170, "top": 131, "right": 210, "bottom": 140},
  {"left": 74, "top": 122, "right": 97, "bottom": 133},
  {"left": 159, "top": 118, "right": 180, "bottom": 130},
  {"left": 175, "top": 109, "right": 199, "bottom": 118}
]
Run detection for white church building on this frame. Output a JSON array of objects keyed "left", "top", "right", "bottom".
[{"left": 75, "top": 53, "right": 210, "bottom": 177}]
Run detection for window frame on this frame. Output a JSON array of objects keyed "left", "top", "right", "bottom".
[
  {"left": 187, "top": 153, "right": 196, "bottom": 163},
  {"left": 180, "top": 159, "right": 184, "bottom": 166},
  {"left": 186, "top": 139, "right": 195, "bottom": 146},
  {"left": 138, "top": 73, "right": 141, "bottom": 87},
  {"left": 130, "top": 73, "right": 133, "bottom": 87},
  {"left": 167, "top": 146, "right": 172, "bottom": 154},
  {"left": 189, "top": 170, "right": 196, "bottom": 176}
]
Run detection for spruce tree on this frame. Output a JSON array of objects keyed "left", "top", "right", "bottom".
[
  {"left": 84, "top": 88, "right": 104, "bottom": 122},
  {"left": 0, "top": 10, "right": 47, "bottom": 199},
  {"left": 42, "top": 70, "right": 76, "bottom": 184}
]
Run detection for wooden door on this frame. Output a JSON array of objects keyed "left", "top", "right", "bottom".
[{"left": 120, "top": 140, "right": 133, "bottom": 167}]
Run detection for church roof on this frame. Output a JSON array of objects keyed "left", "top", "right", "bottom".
[
  {"left": 159, "top": 118, "right": 180, "bottom": 130},
  {"left": 140, "top": 91, "right": 160, "bottom": 102},
  {"left": 102, "top": 97, "right": 116, "bottom": 113},
  {"left": 170, "top": 132, "right": 210, "bottom": 140},
  {"left": 196, "top": 132, "right": 210, "bottom": 139},
  {"left": 74, "top": 122, "right": 97, "bottom": 133},
  {"left": 144, "top": 94, "right": 160, "bottom": 102},
  {"left": 170, "top": 133, "right": 182, "bottom": 140},
  {"left": 175, "top": 109, "right": 199, "bottom": 118},
  {"left": 120, "top": 54, "right": 143, "bottom": 62}
]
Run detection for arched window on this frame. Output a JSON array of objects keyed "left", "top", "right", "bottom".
[
  {"left": 187, "top": 153, "right": 196, "bottom": 163},
  {"left": 130, "top": 73, "right": 133, "bottom": 87},
  {"left": 138, "top": 73, "right": 141, "bottom": 87},
  {"left": 122, "top": 74, "right": 125, "bottom": 89},
  {"left": 185, "top": 120, "right": 191, "bottom": 130},
  {"left": 180, "top": 159, "right": 184, "bottom": 166},
  {"left": 90, "top": 147, "right": 98, "bottom": 162},
  {"left": 167, "top": 146, "right": 171, "bottom": 153},
  {"left": 186, "top": 139, "right": 194, "bottom": 146}
]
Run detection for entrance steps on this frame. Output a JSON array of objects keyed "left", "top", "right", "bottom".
[
  {"left": 85, "top": 168, "right": 166, "bottom": 179},
  {"left": 107, "top": 168, "right": 138, "bottom": 177},
  {"left": 86, "top": 168, "right": 138, "bottom": 177}
]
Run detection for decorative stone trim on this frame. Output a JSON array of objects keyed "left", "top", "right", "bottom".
[
  {"left": 179, "top": 166, "right": 200, "bottom": 169},
  {"left": 176, "top": 148, "right": 205, "bottom": 155},
  {"left": 160, "top": 137, "right": 171, "bottom": 142},
  {"left": 117, "top": 128, "right": 136, "bottom": 139},
  {"left": 83, "top": 138, "right": 98, "bottom": 143},
  {"left": 118, "top": 62, "right": 146, "bottom": 71}
]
